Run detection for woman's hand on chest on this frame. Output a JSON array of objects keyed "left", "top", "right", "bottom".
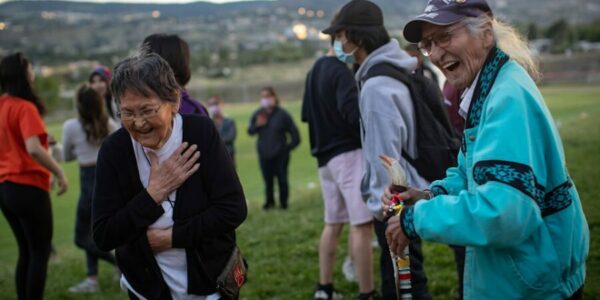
[{"left": 146, "top": 142, "right": 201, "bottom": 204}]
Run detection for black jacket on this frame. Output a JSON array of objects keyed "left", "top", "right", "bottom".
[
  {"left": 301, "top": 56, "right": 361, "bottom": 167},
  {"left": 92, "top": 115, "right": 247, "bottom": 299},
  {"left": 247, "top": 106, "right": 300, "bottom": 159}
]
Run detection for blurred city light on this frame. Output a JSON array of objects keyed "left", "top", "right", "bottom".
[
  {"left": 40, "top": 11, "right": 57, "bottom": 20},
  {"left": 152, "top": 10, "right": 161, "bottom": 18},
  {"left": 297, "top": 7, "right": 306, "bottom": 15},
  {"left": 0, "top": 22, "right": 6, "bottom": 31},
  {"left": 292, "top": 23, "right": 308, "bottom": 40}
]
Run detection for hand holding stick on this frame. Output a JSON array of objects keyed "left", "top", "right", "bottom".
[{"left": 380, "top": 155, "right": 412, "bottom": 300}]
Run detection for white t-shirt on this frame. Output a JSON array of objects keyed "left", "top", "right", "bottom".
[
  {"left": 62, "top": 118, "right": 118, "bottom": 165},
  {"left": 120, "top": 113, "right": 219, "bottom": 300}
]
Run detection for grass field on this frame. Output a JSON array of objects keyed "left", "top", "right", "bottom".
[{"left": 0, "top": 84, "right": 598, "bottom": 299}]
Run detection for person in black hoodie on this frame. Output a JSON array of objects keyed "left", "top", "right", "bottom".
[
  {"left": 248, "top": 87, "right": 300, "bottom": 210},
  {"left": 301, "top": 38, "right": 379, "bottom": 300}
]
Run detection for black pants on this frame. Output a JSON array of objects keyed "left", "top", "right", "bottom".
[
  {"left": 449, "top": 245, "right": 466, "bottom": 299},
  {"left": 567, "top": 286, "right": 584, "bottom": 300},
  {"left": 259, "top": 152, "right": 289, "bottom": 208},
  {"left": 0, "top": 181, "right": 53, "bottom": 300},
  {"left": 74, "top": 166, "right": 116, "bottom": 276},
  {"left": 374, "top": 219, "right": 431, "bottom": 300}
]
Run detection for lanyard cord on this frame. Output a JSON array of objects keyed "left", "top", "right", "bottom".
[{"left": 141, "top": 149, "right": 175, "bottom": 209}]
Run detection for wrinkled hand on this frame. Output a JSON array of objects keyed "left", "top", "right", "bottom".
[
  {"left": 147, "top": 228, "right": 172, "bottom": 252},
  {"left": 146, "top": 142, "right": 201, "bottom": 204},
  {"left": 386, "top": 215, "right": 409, "bottom": 257},
  {"left": 55, "top": 171, "right": 68, "bottom": 196},
  {"left": 382, "top": 186, "right": 430, "bottom": 217}
]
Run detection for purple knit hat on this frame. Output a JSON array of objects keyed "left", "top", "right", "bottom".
[{"left": 89, "top": 65, "right": 112, "bottom": 82}]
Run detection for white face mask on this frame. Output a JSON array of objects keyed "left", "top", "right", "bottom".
[
  {"left": 333, "top": 40, "right": 357, "bottom": 64},
  {"left": 208, "top": 105, "right": 221, "bottom": 117},
  {"left": 260, "top": 97, "right": 274, "bottom": 109}
]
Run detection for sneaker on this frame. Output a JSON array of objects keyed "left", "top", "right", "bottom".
[
  {"left": 68, "top": 278, "right": 99, "bottom": 294},
  {"left": 342, "top": 256, "right": 357, "bottom": 282},
  {"left": 314, "top": 284, "right": 343, "bottom": 300},
  {"left": 358, "top": 290, "right": 382, "bottom": 300}
]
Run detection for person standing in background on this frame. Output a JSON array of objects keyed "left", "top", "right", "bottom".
[
  {"left": 321, "top": 1, "right": 432, "bottom": 298},
  {"left": 0, "top": 52, "right": 68, "bottom": 300},
  {"left": 302, "top": 36, "right": 379, "bottom": 299},
  {"left": 89, "top": 66, "right": 119, "bottom": 123},
  {"left": 248, "top": 87, "right": 300, "bottom": 210},
  {"left": 207, "top": 95, "right": 237, "bottom": 164},
  {"left": 404, "top": 43, "right": 440, "bottom": 87},
  {"left": 63, "top": 85, "right": 119, "bottom": 294},
  {"left": 143, "top": 33, "right": 208, "bottom": 116}
]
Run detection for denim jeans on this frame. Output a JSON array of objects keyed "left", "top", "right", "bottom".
[{"left": 74, "top": 166, "right": 116, "bottom": 276}]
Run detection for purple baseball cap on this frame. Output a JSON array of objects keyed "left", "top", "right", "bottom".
[{"left": 403, "top": 0, "right": 492, "bottom": 43}]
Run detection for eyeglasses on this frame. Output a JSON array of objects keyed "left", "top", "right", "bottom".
[
  {"left": 418, "top": 24, "right": 466, "bottom": 57},
  {"left": 118, "top": 104, "right": 164, "bottom": 121}
]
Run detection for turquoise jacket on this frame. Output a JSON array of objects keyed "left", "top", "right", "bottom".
[{"left": 402, "top": 59, "right": 589, "bottom": 299}]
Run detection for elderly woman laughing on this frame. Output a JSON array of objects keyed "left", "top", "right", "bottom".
[{"left": 92, "top": 52, "right": 247, "bottom": 300}]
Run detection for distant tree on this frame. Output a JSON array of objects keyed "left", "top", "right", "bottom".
[
  {"left": 545, "top": 19, "right": 575, "bottom": 53},
  {"left": 576, "top": 18, "right": 600, "bottom": 42},
  {"left": 218, "top": 48, "right": 231, "bottom": 66},
  {"left": 34, "top": 76, "right": 61, "bottom": 114},
  {"left": 527, "top": 23, "right": 538, "bottom": 41},
  {"left": 271, "top": 42, "right": 304, "bottom": 63},
  {"left": 193, "top": 48, "right": 212, "bottom": 68}
]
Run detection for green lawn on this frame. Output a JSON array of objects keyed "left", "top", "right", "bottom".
[{"left": 0, "top": 84, "right": 598, "bottom": 299}]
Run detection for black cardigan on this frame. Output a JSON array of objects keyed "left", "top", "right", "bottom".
[{"left": 92, "top": 114, "right": 247, "bottom": 299}]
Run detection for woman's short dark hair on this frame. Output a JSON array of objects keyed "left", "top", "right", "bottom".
[
  {"left": 345, "top": 25, "right": 390, "bottom": 55},
  {"left": 0, "top": 53, "right": 46, "bottom": 115},
  {"left": 143, "top": 33, "right": 191, "bottom": 87},
  {"left": 77, "top": 84, "right": 109, "bottom": 145},
  {"left": 111, "top": 52, "right": 181, "bottom": 105}
]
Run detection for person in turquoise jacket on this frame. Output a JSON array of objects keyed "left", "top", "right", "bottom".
[{"left": 383, "top": 0, "right": 589, "bottom": 299}]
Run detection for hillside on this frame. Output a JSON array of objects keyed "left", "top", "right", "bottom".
[{"left": 1, "top": 0, "right": 599, "bottom": 25}]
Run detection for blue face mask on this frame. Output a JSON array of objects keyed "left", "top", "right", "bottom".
[{"left": 334, "top": 40, "right": 357, "bottom": 64}]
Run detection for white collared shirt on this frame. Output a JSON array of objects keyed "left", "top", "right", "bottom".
[{"left": 458, "top": 71, "right": 481, "bottom": 120}]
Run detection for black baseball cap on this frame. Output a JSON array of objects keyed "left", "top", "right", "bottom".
[
  {"left": 403, "top": 0, "right": 492, "bottom": 43},
  {"left": 322, "top": 0, "right": 384, "bottom": 35}
]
